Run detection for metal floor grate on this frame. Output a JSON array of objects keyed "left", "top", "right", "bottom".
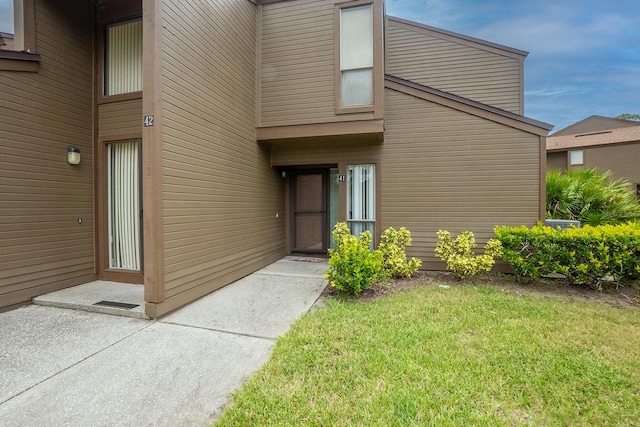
[{"left": 93, "top": 300, "right": 140, "bottom": 310}]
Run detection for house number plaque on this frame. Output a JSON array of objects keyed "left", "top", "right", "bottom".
[
  {"left": 144, "top": 115, "right": 155, "bottom": 127},
  {"left": 338, "top": 175, "right": 346, "bottom": 182}
]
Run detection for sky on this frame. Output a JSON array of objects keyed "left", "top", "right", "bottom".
[
  {"left": 1, "top": 1, "right": 638, "bottom": 132},
  {"left": 385, "top": 0, "right": 640, "bottom": 132}
]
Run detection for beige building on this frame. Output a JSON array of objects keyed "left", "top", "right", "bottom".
[
  {"left": 547, "top": 116, "right": 640, "bottom": 195},
  {"left": 0, "top": 0, "right": 552, "bottom": 316}
]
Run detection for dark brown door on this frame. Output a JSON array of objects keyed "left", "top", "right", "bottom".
[{"left": 292, "top": 171, "right": 327, "bottom": 253}]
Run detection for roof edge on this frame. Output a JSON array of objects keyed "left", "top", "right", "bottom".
[
  {"left": 387, "top": 16, "right": 529, "bottom": 58},
  {"left": 385, "top": 74, "right": 553, "bottom": 133}
]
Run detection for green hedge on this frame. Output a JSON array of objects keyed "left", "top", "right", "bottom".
[{"left": 494, "top": 222, "right": 640, "bottom": 289}]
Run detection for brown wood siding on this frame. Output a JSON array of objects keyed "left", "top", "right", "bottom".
[
  {"left": 154, "top": 0, "right": 285, "bottom": 316},
  {"left": 0, "top": 0, "right": 94, "bottom": 311},
  {"left": 382, "top": 89, "right": 540, "bottom": 268},
  {"left": 259, "top": 0, "right": 374, "bottom": 127},
  {"left": 546, "top": 151, "right": 567, "bottom": 171},
  {"left": 387, "top": 20, "right": 522, "bottom": 114},
  {"left": 98, "top": 99, "right": 142, "bottom": 138},
  {"left": 581, "top": 142, "right": 640, "bottom": 185}
]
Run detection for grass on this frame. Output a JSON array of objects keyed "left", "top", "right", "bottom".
[{"left": 215, "top": 285, "right": 640, "bottom": 426}]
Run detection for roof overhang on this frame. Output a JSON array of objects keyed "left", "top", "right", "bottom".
[{"left": 385, "top": 75, "right": 553, "bottom": 136}]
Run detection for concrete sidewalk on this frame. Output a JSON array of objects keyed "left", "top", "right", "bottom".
[{"left": 0, "top": 257, "right": 328, "bottom": 427}]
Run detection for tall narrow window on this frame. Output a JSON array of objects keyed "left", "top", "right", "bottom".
[
  {"left": 107, "top": 140, "right": 141, "bottom": 271},
  {"left": 340, "top": 4, "right": 373, "bottom": 108},
  {"left": 105, "top": 18, "right": 142, "bottom": 96},
  {"left": 347, "top": 164, "right": 375, "bottom": 238}
]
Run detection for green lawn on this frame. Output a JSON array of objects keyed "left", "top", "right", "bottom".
[{"left": 215, "top": 285, "right": 640, "bottom": 426}]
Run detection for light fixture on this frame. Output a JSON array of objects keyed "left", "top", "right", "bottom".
[
  {"left": 281, "top": 170, "right": 287, "bottom": 178},
  {"left": 67, "top": 146, "right": 81, "bottom": 165}
]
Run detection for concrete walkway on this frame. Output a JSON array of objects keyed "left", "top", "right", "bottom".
[{"left": 0, "top": 257, "right": 328, "bottom": 427}]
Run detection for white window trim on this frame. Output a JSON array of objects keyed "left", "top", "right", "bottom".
[{"left": 569, "top": 149, "right": 584, "bottom": 166}]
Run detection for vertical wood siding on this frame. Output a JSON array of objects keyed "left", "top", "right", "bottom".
[
  {"left": 382, "top": 89, "right": 540, "bottom": 268},
  {"left": 387, "top": 20, "right": 523, "bottom": 114},
  {"left": 157, "top": 0, "right": 285, "bottom": 315},
  {"left": 259, "top": 0, "right": 373, "bottom": 127},
  {"left": 0, "top": 0, "right": 94, "bottom": 311}
]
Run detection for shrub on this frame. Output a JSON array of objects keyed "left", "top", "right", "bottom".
[
  {"left": 325, "top": 223, "right": 384, "bottom": 295},
  {"left": 378, "top": 227, "right": 422, "bottom": 278},
  {"left": 434, "top": 230, "right": 503, "bottom": 279},
  {"left": 495, "top": 222, "right": 640, "bottom": 289},
  {"left": 546, "top": 168, "right": 640, "bottom": 226}
]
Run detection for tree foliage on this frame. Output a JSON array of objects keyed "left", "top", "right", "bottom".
[
  {"left": 546, "top": 168, "right": 640, "bottom": 226},
  {"left": 616, "top": 113, "right": 640, "bottom": 121}
]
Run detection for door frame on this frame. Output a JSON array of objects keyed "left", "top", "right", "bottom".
[{"left": 95, "top": 134, "right": 144, "bottom": 284}]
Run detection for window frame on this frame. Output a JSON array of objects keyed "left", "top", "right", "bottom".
[
  {"left": 569, "top": 149, "right": 584, "bottom": 166},
  {"left": 334, "top": 0, "right": 383, "bottom": 117},
  {"left": 346, "top": 163, "right": 377, "bottom": 243},
  {"left": 98, "top": 16, "right": 143, "bottom": 104},
  {"left": 0, "top": 0, "right": 39, "bottom": 72}
]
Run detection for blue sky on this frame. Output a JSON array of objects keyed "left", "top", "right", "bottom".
[
  {"left": 1, "top": 1, "right": 638, "bottom": 131},
  {"left": 386, "top": 0, "right": 640, "bottom": 131}
]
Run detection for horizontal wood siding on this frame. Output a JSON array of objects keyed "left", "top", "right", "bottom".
[
  {"left": 382, "top": 89, "right": 540, "bottom": 268},
  {"left": 547, "top": 151, "right": 567, "bottom": 171},
  {"left": 582, "top": 142, "right": 640, "bottom": 185},
  {"left": 259, "top": 0, "right": 373, "bottom": 127},
  {"left": 387, "top": 20, "right": 522, "bottom": 114},
  {"left": 157, "top": 0, "right": 285, "bottom": 315},
  {"left": 0, "top": 0, "right": 94, "bottom": 311},
  {"left": 98, "top": 99, "right": 142, "bottom": 138}
]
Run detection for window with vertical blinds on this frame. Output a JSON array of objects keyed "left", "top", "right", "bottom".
[
  {"left": 107, "top": 140, "right": 141, "bottom": 271},
  {"left": 105, "top": 18, "right": 142, "bottom": 96},
  {"left": 347, "top": 164, "right": 376, "bottom": 238},
  {"left": 340, "top": 4, "right": 374, "bottom": 107}
]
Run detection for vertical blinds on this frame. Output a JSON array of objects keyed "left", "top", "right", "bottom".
[
  {"left": 347, "top": 164, "right": 376, "bottom": 237},
  {"left": 106, "top": 19, "right": 142, "bottom": 96},
  {"left": 107, "top": 141, "right": 141, "bottom": 271}
]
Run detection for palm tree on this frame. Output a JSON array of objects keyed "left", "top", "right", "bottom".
[{"left": 546, "top": 168, "right": 640, "bottom": 226}]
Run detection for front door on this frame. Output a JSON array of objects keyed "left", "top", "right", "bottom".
[{"left": 291, "top": 171, "right": 328, "bottom": 253}]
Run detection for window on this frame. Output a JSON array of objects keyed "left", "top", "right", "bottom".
[
  {"left": 0, "top": 1, "right": 14, "bottom": 49},
  {"left": 636, "top": 184, "right": 640, "bottom": 199},
  {"left": 569, "top": 150, "right": 584, "bottom": 166},
  {"left": 347, "top": 164, "right": 376, "bottom": 239},
  {"left": 1, "top": 0, "right": 34, "bottom": 52},
  {"left": 0, "top": 0, "right": 38, "bottom": 71},
  {"left": 105, "top": 18, "right": 142, "bottom": 96},
  {"left": 339, "top": 4, "right": 373, "bottom": 108},
  {"left": 107, "top": 140, "right": 142, "bottom": 271}
]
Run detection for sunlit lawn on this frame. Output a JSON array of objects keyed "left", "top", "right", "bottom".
[{"left": 215, "top": 285, "right": 640, "bottom": 426}]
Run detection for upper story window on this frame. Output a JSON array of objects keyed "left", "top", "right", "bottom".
[
  {"left": 105, "top": 18, "right": 142, "bottom": 96},
  {"left": 0, "top": 0, "right": 15, "bottom": 50},
  {"left": 0, "top": 0, "right": 38, "bottom": 71},
  {"left": 569, "top": 149, "right": 584, "bottom": 166},
  {"left": 339, "top": 4, "right": 374, "bottom": 108}
]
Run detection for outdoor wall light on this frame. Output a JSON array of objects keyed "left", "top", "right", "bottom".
[{"left": 67, "top": 146, "right": 81, "bottom": 165}]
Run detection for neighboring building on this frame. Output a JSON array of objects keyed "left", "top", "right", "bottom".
[
  {"left": 547, "top": 116, "right": 640, "bottom": 194},
  {"left": 0, "top": 32, "right": 15, "bottom": 51},
  {"left": 0, "top": 0, "right": 552, "bottom": 317}
]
